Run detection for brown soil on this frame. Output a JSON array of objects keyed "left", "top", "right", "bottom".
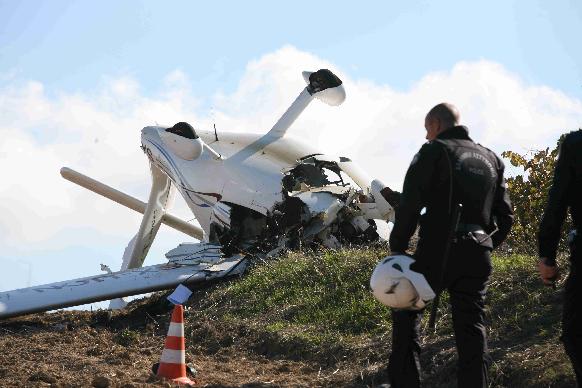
[
  {"left": 0, "top": 300, "right": 387, "bottom": 388},
  {"left": 0, "top": 284, "right": 575, "bottom": 388}
]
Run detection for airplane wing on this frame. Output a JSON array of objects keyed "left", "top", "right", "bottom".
[
  {"left": 0, "top": 243, "right": 246, "bottom": 319},
  {"left": 60, "top": 167, "right": 204, "bottom": 240}
]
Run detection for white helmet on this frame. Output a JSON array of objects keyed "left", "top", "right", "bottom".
[{"left": 370, "top": 255, "right": 436, "bottom": 310}]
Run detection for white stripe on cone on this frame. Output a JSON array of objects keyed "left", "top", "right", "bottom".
[
  {"left": 167, "top": 322, "right": 184, "bottom": 337},
  {"left": 160, "top": 348, "right": 186, "bottom": 364}
]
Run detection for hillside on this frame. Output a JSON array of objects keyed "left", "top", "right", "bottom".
[{"left": 0, "top": 247, "right": 576, "bottom": 387}]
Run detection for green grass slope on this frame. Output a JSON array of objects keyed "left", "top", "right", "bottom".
[{"left": 184, "top": 247, "right": 576, "bottom": 387}]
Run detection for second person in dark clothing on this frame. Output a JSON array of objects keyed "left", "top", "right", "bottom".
[
  {"left": 387, "top": 103, "right": 514, "bottom": 387},
  {"left": 538, "top": 129, "right": 582, "bottom": 386}
]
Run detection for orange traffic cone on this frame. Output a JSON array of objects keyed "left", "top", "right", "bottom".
[{"left": 156, "top": 304, "right": 196, "bottom": 386}]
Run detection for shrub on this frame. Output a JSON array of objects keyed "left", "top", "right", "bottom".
[{"left": 502, "top": 133, "right": 573, "bottom": 254}]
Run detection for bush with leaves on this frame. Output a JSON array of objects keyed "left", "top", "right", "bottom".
[{"left": 502, "top": 133, "right": 573, "bottom": 254}]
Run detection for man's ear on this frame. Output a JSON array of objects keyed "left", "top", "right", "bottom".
[{"left": 435, "top": 118, "right": 443, "bottom": 134}]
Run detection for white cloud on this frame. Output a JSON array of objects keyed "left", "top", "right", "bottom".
[
  {"left": 1, "top": 45, "right": 581, "bottom": 260},
  {"left": 0, "top": 77, "right": 197, "bottom": 254},
  {"left": 211, "top": 47, "right": 582, "bottom": 190}
]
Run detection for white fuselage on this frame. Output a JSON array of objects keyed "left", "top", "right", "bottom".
[{"left": 141, "top": 126, "right": 337, "bottom": 237}]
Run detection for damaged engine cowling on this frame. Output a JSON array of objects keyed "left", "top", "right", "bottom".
[{"left": 208, "top": 154, "right": 398, "bottom": 256}]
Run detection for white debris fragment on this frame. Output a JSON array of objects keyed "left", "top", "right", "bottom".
[
  {"left": 167, "top": 284, "right": 193, "bottom": 305},
  {"left": 293, "top": 191, "right": 344, "bottom": 226},
  {"left": 374, "top": 219, "right": 393, "bottom": 241}
]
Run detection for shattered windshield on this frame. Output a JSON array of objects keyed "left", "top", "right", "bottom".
[{"left": 282, "top": 156, "right": 355, "bottom": 192}]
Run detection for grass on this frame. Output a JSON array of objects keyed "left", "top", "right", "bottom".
[
  {"left": 195, "top": 247, "right": 393, "bottom": 341},
  {"left": 182, "top": 247, "right": 576, "bottom": 387}
]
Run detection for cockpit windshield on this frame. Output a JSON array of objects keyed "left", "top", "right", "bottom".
[{"left": 282, "top": 155, "right": 354, "bottom": 193}]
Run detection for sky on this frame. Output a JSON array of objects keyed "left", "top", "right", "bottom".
[{"left": 1, "top": 1, "right": 581, "bottom": 305}]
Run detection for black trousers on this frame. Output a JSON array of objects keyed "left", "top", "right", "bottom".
[
  {"left": 388, "top": 241, "right": 492, "bottom": 388},
  {"left": 562, "top": 252, "right": 582, "bottom": 386}
]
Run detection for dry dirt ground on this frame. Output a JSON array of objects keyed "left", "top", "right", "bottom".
[
  {"left": 0, "top": 304, "right": 385, "bottom": 388},
  {"left": 1, "top": 252, "right": 576, "bottom": 388}
]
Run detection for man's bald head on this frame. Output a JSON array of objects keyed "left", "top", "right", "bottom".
[
  {"left": 424, "top": 103, "right": 461, "bottom": 140},
  {"left": 426, "top": 103, "right": 460, "bottom": 129}
]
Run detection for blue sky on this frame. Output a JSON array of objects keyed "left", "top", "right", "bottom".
[
  {"left": 2, "top": 1, "right": 581, "bottom": 100},
  {"left": 1, "top": 1, "right": 581, "bottom": 305}
]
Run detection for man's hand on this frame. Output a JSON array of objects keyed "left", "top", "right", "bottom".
[
  {"left": 380, "top": 186, "right": 401, "bottom": 208},
  {"left": 538, "top": 258, "right": 559, "bottom": 287}
]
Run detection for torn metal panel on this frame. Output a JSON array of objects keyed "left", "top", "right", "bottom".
[
  {"left": 211, "top": 202, "right": 232, "bottom": 228},
  {"left": 293, "top": 191, "right": 344, "bottom": 225},
  {"left": 299, "top": 185, "right": 352, "bottom": 196},
  {"left": 213, "top": 153, "right": 398, "bottom": 253},
  {"left": 204, "top": 254, "right": 247, "bottom": 274},
  {"left": 165, "top": 243, "right": 223, "bottom": 265},
  {"left": 208, "top": 202, "right": 268, "bottom": 255},
  {"left": 282, "top": 155, "right": 353, "bottom": 192}
]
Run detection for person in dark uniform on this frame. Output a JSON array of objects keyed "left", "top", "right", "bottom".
[
  {"left": 538, "top": 130, "right": 582, "bottom": 386},
  {"left": 386, "top": 103, "right": 514, "bottom": 387}
]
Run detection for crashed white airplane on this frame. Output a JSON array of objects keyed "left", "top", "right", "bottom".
[{"left": 0, "top": 69, "right": 398, "bottom": 319}]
